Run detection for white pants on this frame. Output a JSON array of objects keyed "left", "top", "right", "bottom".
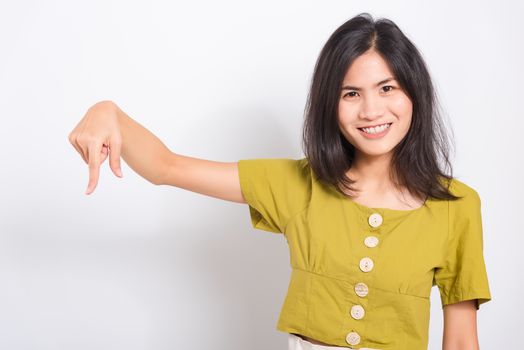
[{"left": 287, "top": 333, "right": 380, "bottom": 350}]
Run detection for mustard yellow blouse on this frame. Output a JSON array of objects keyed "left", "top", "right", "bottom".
[{"left": 237, "top": 157, "right": 492, "bottom": 349}]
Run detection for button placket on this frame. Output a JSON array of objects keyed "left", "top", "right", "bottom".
[
  {"left": 361, "top": 212, "right": 382, "bottom": 276},
  {"left": 347, "top": 212, "right": 384, "bottom": 347}
]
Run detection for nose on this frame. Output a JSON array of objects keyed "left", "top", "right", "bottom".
[{"left": 358, "top": 94, "right": 384, "bottom": 120}]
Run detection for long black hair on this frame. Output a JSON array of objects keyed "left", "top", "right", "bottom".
[{"left": 302, "top": 12, "right": 460, "bottom": 202}]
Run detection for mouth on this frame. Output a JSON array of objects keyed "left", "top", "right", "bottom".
[
  {"left": 358, "top": 122, "right": 392, "bottom": 133},
  {"left": 357, "top": 122, "right": 392, "bottom": 137}
]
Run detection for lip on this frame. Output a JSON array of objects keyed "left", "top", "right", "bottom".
[{"left": 358, "top": 122, "right": 392, "bottom": 139}]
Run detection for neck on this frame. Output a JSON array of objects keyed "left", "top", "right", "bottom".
[{"left": 347, "top": 151, "right": 395, "bottom": 192}]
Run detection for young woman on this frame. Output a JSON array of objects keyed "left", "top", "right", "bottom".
[{"left": 68, "top": 13, "right": 492, "bottom": 350}]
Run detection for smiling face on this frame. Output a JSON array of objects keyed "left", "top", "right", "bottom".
[{"left": 338, "top": 49, "right": 413, "bottom": 160}]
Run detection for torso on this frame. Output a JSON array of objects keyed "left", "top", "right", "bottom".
[{"left": 294, "top": 187, "right": 426, "bottom": 346}]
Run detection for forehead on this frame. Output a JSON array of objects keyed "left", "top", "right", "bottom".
[{"left": 343, "top": 50, "right": 395, "bottom": 83}]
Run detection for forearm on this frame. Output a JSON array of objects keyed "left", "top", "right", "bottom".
[
  {"left": 443, "top": 337, "right": 479, "bottom": 350},
  {"left": 116, "top": 105, "right": 172, "bottom": 185},
  {"left": 442, "top": 300, "right": 480, "bottom": 350}
]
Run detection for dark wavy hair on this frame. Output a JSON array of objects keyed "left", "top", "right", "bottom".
[{"left": 302, "top": 12, "right": 460, "bottom": 202}]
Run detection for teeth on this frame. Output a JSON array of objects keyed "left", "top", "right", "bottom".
[{"left": 361, "top": 123, "right": 391, "bottom": 134}]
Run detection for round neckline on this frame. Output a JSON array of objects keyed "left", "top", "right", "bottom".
[{"left": 347, "top": 194, "right": 431, "bottom": 214}]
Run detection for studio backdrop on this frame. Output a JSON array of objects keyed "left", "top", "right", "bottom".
[{"left": 0, "top": 0, "right": 522, "bottom": 349}]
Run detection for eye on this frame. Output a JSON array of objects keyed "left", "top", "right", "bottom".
[
  {"left": 382, "top": 85, "right": 395, "bottom": 92},
  {"left": 343, "top": 91, "right": 358, "bottom": 98}
]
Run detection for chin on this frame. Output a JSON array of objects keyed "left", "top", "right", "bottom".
[{"left": 356, "top": 146, "right": 395, "bottom": 158}]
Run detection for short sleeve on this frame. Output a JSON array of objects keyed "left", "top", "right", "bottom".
[
  {"left": 433, "top": 183, "right": 492, "bottom": 310},
  {"left": 237, "top": 158, "right": 311, "bottom": 234}
]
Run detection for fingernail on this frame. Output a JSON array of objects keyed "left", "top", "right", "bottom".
[{"left": 117, "top": 169, "right": 123, "bottom": 177}]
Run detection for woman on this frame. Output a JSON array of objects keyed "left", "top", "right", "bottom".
[{"left": 68, "top": 12, "right": 491, "bottom": 350}]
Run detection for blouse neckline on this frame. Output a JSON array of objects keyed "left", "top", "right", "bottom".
[{"left": 347, "top": 194, "right": 431, "bottom": 214}]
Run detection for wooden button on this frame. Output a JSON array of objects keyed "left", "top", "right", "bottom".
[
  {"left": 354, "top": 282, "right": 369, "bottom": 297},
  {"left": 368, "top": 213, "right": 383, "bottom": 228},
  {"left": 346, "top": 331, "right": 361, "bottom": 346},
  {"left": 359, "top": 257, "right": 374, "bottom": 272},
  {"left": 350, "top": 304, "right": 365, "bottom": 320},
  {"left": 364, "top": 236, "right": 379, "bottom": 248}
]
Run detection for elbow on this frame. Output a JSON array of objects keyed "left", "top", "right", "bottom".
[
  {"left": 150, "top": 177, "right": 164, "bottom": 186},
  {"left": 151, "top": 152, "right": 174, "bottom": 186},
  {"left": 150, "top": 167, "right": 168, "bottom": 186}
]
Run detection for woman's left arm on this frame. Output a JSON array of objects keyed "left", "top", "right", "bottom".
[{"left": 442, "top": 300, "right": 479, "bottom": 350}]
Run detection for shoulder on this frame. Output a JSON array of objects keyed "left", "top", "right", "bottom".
[
  {"left": 447, "top": 178, "right": 481, "bottom": 204},
  {"left": 445, "top": 178, "right": 482, "bottom": 221}
]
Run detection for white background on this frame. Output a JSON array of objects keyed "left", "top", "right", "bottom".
[{"left": 1, "top": 0, "right": 522, "bottom": 349}]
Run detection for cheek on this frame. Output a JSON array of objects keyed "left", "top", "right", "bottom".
[
  {"left": 338, "top": 102, "right": 355, "bottom": 124},
  {"left": 390, "top": 94, "right": 413, "bottom": 116},
  {"left": 337, "top": 101, "right": 344, "bottom": 120}
]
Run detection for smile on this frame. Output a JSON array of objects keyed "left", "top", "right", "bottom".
[{"left": 358, "top": 123, "right": 392, "bottom": 135}]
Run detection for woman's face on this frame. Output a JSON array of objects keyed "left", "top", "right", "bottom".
[{"left": 338, "top": 49, "right": 413, "bottom": 160}]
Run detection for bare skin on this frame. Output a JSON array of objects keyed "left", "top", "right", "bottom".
[
  {"left": 337, "top": 49, "right": 415, "bottom": 210},
  {"left": 68, "top": 51, "right": 481, "bottom": 349},
  {"left": 68, "top": 100, "right": 245, "bottom": 203}
]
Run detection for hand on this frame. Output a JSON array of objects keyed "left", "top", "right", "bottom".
[{"left": 68, "top": 100, "right": 124, "bottom": 195}]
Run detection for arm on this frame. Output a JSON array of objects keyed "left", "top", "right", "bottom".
[
  {"left": 442, "top": 300, "right": 479, "bottom": 350},
  {"left": 160, "top": 153, "right": 246, "bottom": 203},
  {"left": 68, "top": 100, "right": 246, "bottom": 204}
]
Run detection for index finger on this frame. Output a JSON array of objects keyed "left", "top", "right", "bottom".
[{"left": 85, "top": 142, "right": 102, "bottom": 195}]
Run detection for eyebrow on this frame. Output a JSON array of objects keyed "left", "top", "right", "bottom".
[{"left": 341, "top": 77, "right": 396, "bottom": 91}]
